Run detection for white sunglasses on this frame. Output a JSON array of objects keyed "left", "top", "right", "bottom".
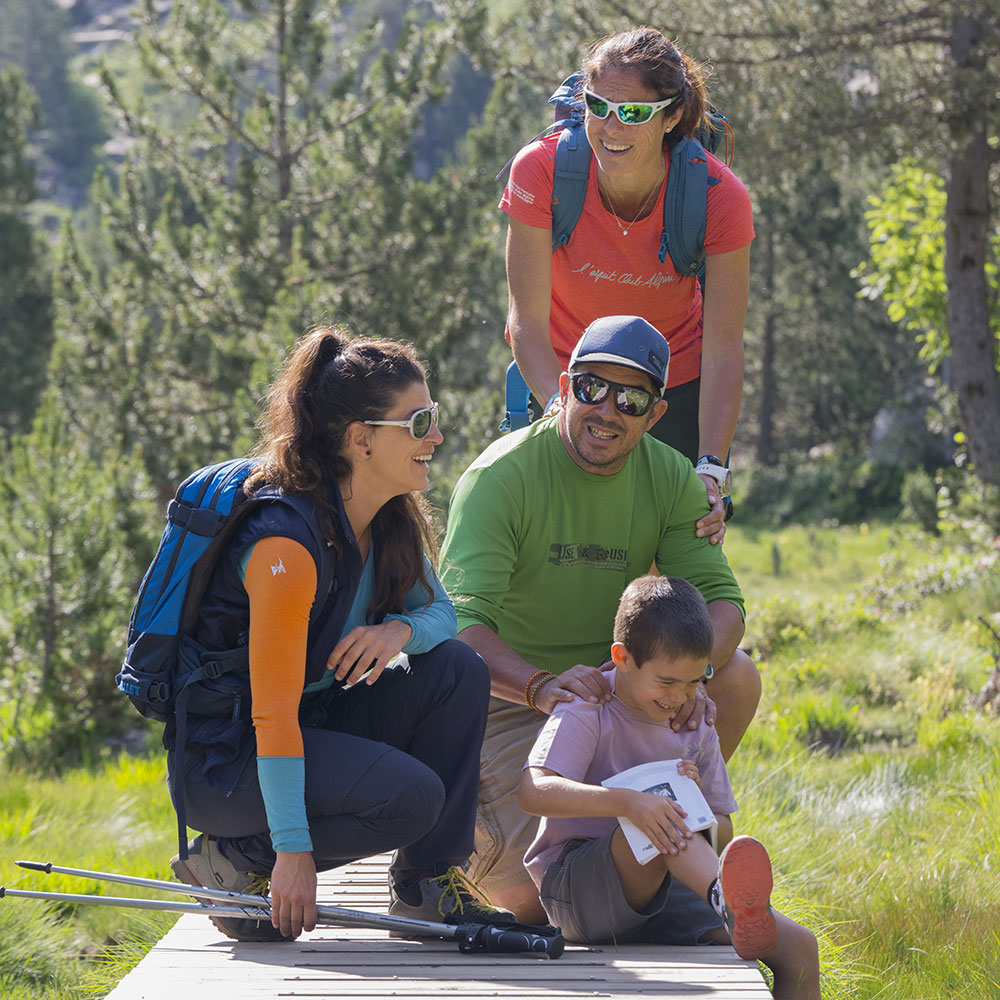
[
  {"left": 584, "top": 89, "right": 681, "bottom": 125},
  {"left": 364, "top": 402, "right": 439, "bottom": 440}
]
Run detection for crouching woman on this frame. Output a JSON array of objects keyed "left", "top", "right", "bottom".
[{"left": 168, "top": 327, "right": 513, "bottom": 941}]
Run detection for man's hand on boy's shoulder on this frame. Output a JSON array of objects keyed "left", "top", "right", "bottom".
[
  {"left": 670, "top": 682, "right": 716, "bottom": 733},
  {"left": 534, "top": 662, "right": 613, "bottom": 715}
]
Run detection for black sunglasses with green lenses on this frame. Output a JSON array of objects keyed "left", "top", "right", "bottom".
[
  {"left": 570, "top": 373, "right": 657, "bottom": 417},
  {"left": 365, "top": 402, "right": 439, "bottom": 440},
  {"left": 583, "top": 89, "right": 681, "bottom": 126}
]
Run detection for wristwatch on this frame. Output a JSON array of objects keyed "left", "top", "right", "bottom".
[{"left": 695, "top": 455, "right": 732, "bottom": 499}]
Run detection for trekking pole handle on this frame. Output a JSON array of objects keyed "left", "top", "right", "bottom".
[{"left": 457, "top": 922, "right": 565, "bottom": 958}]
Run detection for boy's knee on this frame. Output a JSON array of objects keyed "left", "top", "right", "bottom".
[
  {"left": 801, "top": 925, "right": 820, "bottom": 967},
  {"left": 781, "top": 919, "right": 820, "bottom": 973}
]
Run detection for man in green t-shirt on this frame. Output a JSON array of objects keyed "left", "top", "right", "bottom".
[{"left": 439, "top": 315, "right": 760, "bottom": 924}]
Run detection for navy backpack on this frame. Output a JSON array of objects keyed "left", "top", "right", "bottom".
[{"left": 118, "top": 458, "right": 331, "bottom": 857}]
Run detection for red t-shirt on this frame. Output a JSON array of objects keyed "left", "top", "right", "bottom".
[{"left": 500, "top": 132, "right": 754, "bottom": 389}]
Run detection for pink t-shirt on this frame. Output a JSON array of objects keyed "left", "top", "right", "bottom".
[
  {"left": 500, "top": 132, "right": 754, "bottom": 389},
  {"left": 522, "top": 668, "right": 738, "bottom": 889}
]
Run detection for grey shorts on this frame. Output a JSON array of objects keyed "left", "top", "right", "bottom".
[{"left": 540, "top": 830, "right": 724, "bottom": 946}]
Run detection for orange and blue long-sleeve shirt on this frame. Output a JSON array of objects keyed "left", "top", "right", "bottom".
[{"left": 241, "top": 535, "right": 456, "bottom": 853}]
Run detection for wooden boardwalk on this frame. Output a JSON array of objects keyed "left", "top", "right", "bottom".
[{"left": 105, "top": 854, "right": 771, "bottom": 999}]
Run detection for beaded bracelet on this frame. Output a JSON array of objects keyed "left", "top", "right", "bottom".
[
  {"left": 528, "top": 673, "right": 555, "bottom": 712},
  {"left": 523, "top": 669, "right": 553, "bottom": 708},
  {"left": 527, "top": 671, "right": 555, "bottom": 711}
]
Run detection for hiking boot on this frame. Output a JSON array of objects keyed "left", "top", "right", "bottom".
[
  {"left": 170, "top": 834, "right": 289, "bottom": 943},
  {"left": 718, "top": 835, "right": 779, "bottom": 960},
  {"left": 388, "top": 866, "right": 517, "bottom": 929}
]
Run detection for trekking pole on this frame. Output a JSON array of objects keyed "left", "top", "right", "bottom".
[
  {"left": 0, "top": 886, "right": 272, "bottom": 921},
  {"left": 8, "top": 860, "right": 564, "bottom": 958}
]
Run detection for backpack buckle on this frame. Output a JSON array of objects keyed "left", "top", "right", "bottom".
[
  {"left": 148, "top": 681, "right": 170, "bottom": 704},
  {"left": 202, "top": 660, "right": 223, "bottom": 680},
  {"left": 167, "top": 500, "right": 228, "bottom": 537}
]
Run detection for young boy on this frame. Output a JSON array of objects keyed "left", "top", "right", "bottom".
[{"left": 518, "top": 576, "right": 819, "bottom": 1000}]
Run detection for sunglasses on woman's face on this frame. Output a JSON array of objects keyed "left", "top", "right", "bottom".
[
  {"left": 570, "top": 373, "right": 657, "bottom": 417},
  {"left": 365, "top": 402, "right": 439, "bottom": 440},
  {"left": 583, "top": 89, "right": 681, "bottom": 126}
]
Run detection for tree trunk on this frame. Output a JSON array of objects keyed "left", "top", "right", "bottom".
[
  {"left": 756, "top": 227, "right": 777, "bottom": 465},
  {"left": 944, "top": 13, "right": 1000, "bottom": 487},
  {"left": 275, "top": 0, "right": 294, "bottom": 256}
]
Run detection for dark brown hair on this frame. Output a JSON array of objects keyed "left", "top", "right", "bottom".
[
  {"left": 582, "top": 27, "right": 712, "bottom": 142},
  {"left": 245, "top": 326, "right": 438, "bottom": 622},
  {"left": 613, "top": 575, "right": 714, "bottom": 666}
]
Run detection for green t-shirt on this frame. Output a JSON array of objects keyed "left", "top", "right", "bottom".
[{"left": 439, "top": 418, "right": 745, "bottom": 674}]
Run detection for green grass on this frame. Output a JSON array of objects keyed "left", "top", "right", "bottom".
[
  {"left": 724, "top": 520, "right": 1000, "bottom": 996},
  {"left": 0, "top": 755, "right": 177, "bottom": 999},
  {"left": 2, "top": 520, "right": 999, "bottom": 997},
  {"left": 731, "top": 734, "right": 1000, "bottom": 997},
  {"left": 725, "top": 522, "right": 942, "bottom": 605}
]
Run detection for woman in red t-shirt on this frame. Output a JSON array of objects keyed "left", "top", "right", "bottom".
[{"left": 501, "top": 27, "right": 754, "bottom": 543}]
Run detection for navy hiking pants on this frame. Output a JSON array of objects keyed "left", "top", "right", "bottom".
[{"left": 167, "top": 639, "right": 490, "bottom": 879}]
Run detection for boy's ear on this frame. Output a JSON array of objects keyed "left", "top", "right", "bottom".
[{"left": 611, "top": 642, "right": 632, "bottom": 669}]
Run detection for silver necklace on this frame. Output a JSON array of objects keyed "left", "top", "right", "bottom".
[{"left": 601, "top": 174, "right": 664, "bottom": 236}]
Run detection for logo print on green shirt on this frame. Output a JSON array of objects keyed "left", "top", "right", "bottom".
[{"left": 548, "top": 542, "right": 628, "bottom": 571}]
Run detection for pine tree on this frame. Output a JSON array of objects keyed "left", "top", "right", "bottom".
[
  {"left": 0, "top": 390, "right": 158, "bottom": 761},
  {"left": 53, "top": 0, "right": 506, "bottom": 490},
  {"left": 0, "top": 68, "right": 54, "bottom": 435}
]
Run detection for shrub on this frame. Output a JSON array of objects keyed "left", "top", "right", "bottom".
[
  {"left": 900, "top": 467, "right": 939, "bottom": 534},
  {"left": 745, "top": 598, "right": 816, "bottom": 659},
  {"left": 937, "top": 468, "right": 1000, "bottom": 543},
  {"left": 776, "top": 695, "right": 862, "bottom": 753},
  {"left": 740, "top": 451, "right": 906, "bottom": 526}
]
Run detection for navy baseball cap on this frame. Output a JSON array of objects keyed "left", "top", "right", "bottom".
[{"left": 568, "top": 316, "right": 670, "bottom": 396}]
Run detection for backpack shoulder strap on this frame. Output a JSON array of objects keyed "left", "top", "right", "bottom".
[
  {"left": 501, "top": 359, "right": 532, "bottom": 433},
  {"left": 551, "top": 120, "right": 592, "bottom": 251},
  {"left": 658, "top": 136, "right": 719, "bottom": 281}
]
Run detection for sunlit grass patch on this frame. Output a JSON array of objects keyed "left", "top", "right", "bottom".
[
  {"left": 0, "top": 900, "right": 78, "bottom": 999},
  {"left": 726, "top": 522, "right": 930, "bottom": 606},
  {"left": 1, "top": 752, "right": 177, "bottom": 997},
  {"left": 730, "top": 724, "right": 1000, "bottom": 999}
]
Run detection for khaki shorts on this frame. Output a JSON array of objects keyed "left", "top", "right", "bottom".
[{"left": 466, "top": 698, "right": 545, "bottom": 895}]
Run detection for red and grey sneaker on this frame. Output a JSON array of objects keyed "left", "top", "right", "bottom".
[{"left": 718, "top": 836, "right": 779, "bottom": 960}]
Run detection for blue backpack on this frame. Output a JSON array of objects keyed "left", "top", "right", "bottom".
[
  {"left": 500, "top": 73, "right": 732, "bottom": 432},
  {"left": 117, "top": 458, "right": 332, "bottom": 857}
]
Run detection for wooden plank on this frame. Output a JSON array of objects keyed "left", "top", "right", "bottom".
[{"left": 105, "top": 854, "right": 773, "bottom": 1000}]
